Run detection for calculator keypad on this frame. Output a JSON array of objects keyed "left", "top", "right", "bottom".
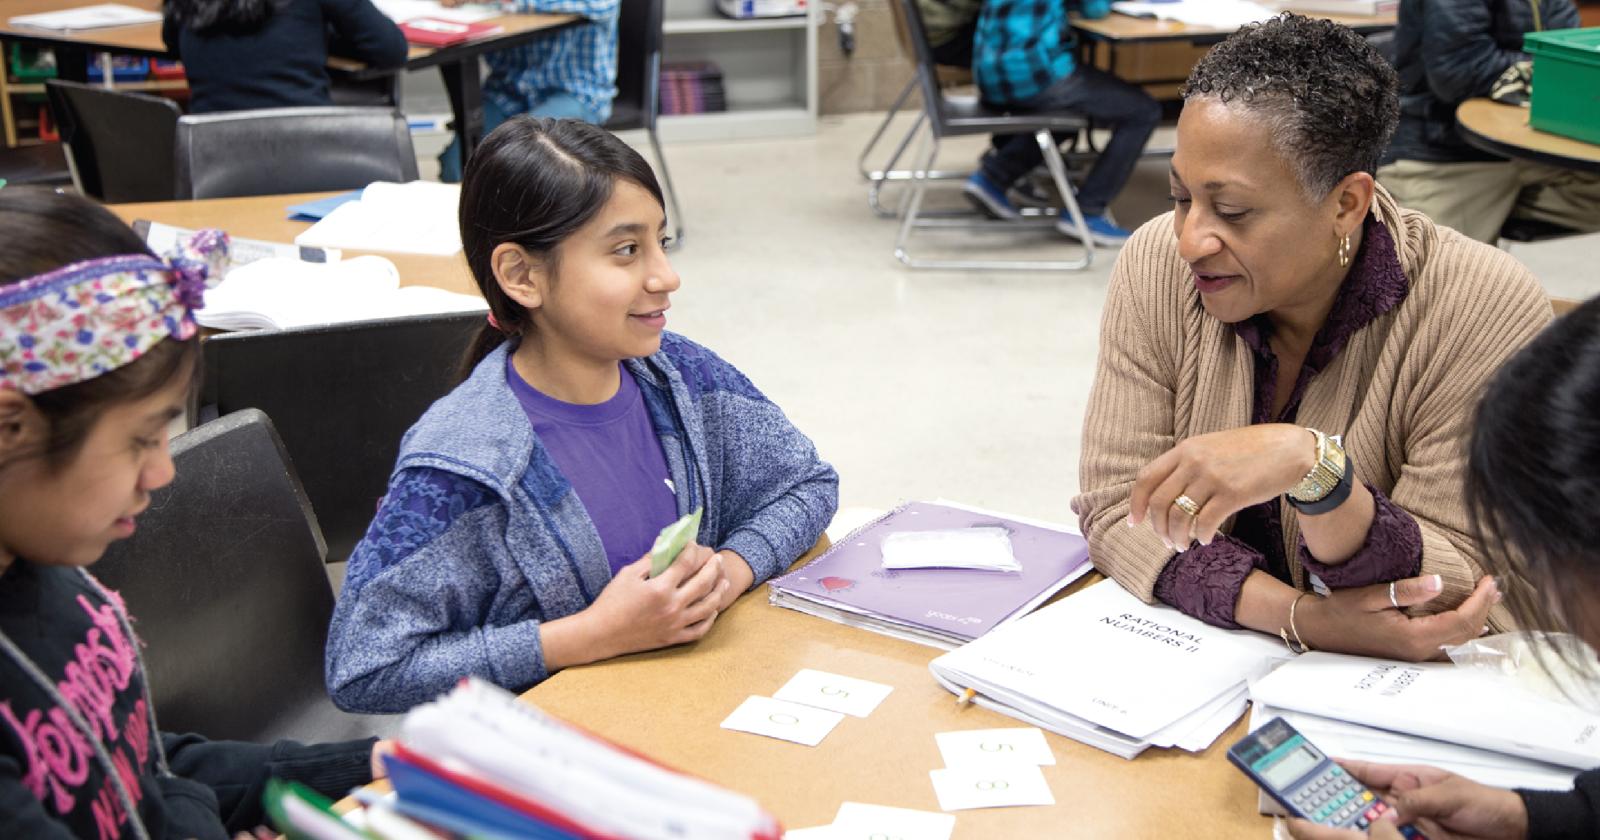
[{"left": 1290, "top": 766, "right": 1383, "bottom": 827}]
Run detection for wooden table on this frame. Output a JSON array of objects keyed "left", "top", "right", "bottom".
[
  {"left": 0, "top": 0, "right": 578, "bottom": 161},
  {"left": 1456, "top": 97, "right": 1600, "bottom": 175},
  {"left": 521, "top": 573, "right": 1272, "bottom": 838},
  {"left": 108, "top": 191, "right": 478, "bottom": 297},
  {"left": 1071, "top": 11, "right": 1395, "bottom": 87}
]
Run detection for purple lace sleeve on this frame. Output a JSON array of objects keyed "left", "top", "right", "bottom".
[
  {"left": 1153, "top": 536, "right": 1267, "bottom": 629},
  {"left": 1298, "top": 483, "right": 1423, "bottom": 589}
]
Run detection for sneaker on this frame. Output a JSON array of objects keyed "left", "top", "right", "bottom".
[
  {"left": 1058, "top": 212, "right": 1132, "bottom": 247},
  {"left": 963, "top": 172, "right": 1020, "bottom": 220}
]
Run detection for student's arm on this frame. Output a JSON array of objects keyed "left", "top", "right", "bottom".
[
  {"left": 506, "top": 0, "right": 619, "bottom": 20},
  {"left": 668, "top": 337, "right": 839, "bottom": 588},
  {"left": 325, "top": 467, "right": 547, "bottom": 713},
  {"left": 1417, "top": 0, "right": 1538, "bottom": 103},
  {"left": 160, "top": 733, "right": 377, "bottom": 834},
  {"left": 322, "top": 0, "right": 410, "bottom": 69},
  {"left": 1073, "top": 0, "right": 1111, "bottom": 21}
]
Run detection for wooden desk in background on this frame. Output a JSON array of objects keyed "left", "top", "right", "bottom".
[
  {"left": 1456, "top": 98, "right": 1600, "bottom": 175},
  {"left": 0, "top": 0, "right": 578, "bottom": 161},
  {"left": 108, "top": 192, "right": 479, "bottom": 297},
  {"left": 1070, "top": 12, "right": 1396, "bottom": 98},
  {"left": 521, "top": 572, "right": 1271, "bottom": 838}
]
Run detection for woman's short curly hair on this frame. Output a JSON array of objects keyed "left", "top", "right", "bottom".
[{"left": 1181, "top": 13, "right": 1399, "bottom": 199}]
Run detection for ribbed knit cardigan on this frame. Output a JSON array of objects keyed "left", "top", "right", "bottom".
[{"left": 1071, "top": 186, "right": 1550, "bottom": 628}]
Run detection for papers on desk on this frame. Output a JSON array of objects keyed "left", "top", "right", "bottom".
[
  {"left": 136, "top": 220, "right": 341, "bottom": 267},
  {"left": 1276, "top": 0, "right": 1397, "bottom": 15},
  {"left": 786, "top": 803, "right": 956, "bottom": 840},
  {"left": 8, "top": 4, "right": 162, "bottom": 31},
  {"left": 1248, "top": 651, "right": 1600, "bottom": 770},
  {"left": 929, "top": 579, "right": 1292, "bottom": 759},
  {"left": 294, "top": 181, "right": 463, "bottom": 256},
  {"left": 373, "top": 0, "right": 501, "bottom": 24},
  {"left": 768, "top": 501, "right": 1093, "bottom": 649},
  {"left": 197, "top": 255, "right": 485, "bottom": 330},
  {"left": 1110, "top": 0, "right": 1276, "bottom": 26},
  {"left": 386, "top": 678, "right": 783, "bottom": 840}
]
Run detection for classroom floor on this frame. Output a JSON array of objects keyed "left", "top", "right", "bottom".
[{"left": 410, "top": 108, "right": 1600, "bottom": 526}]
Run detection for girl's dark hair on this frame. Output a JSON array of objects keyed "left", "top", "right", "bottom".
[
  {"left": 456, "top": 117, "right": 666, "bottom": 380},
  {"left": 0, "top": 188, "right": 198, "bottom": 468},
  {"left": 162, "top": 0, "right": 278, "bottom": 35},
  {"left": 1182, "top": 13, "right": 1399, "bottom": 199},
  {"left": 1467, "top": 296, "right": 1600, "bottom": 675}
]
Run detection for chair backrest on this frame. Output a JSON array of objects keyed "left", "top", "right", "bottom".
[
  {"left": 605, "top": 0, "right": 665, "bottom": 132},
  {"left": 44, "top": 80, "right": 180, "bottom": 203},
  {"left": 197, "top": 312, "right": 485, "bottom": 564},
  {"left": 893, "top": 0, "right": 960, "bottom": 138},
  {"left": 91, "top": 410, "right": 388, "bottom": 743},
  {"left": 174, "top": 106, "right": 419, "bottom": 199}
]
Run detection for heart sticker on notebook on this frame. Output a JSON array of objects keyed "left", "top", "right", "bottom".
[{"left": 819, "top": 576, "right": 855, "bottom": 593}]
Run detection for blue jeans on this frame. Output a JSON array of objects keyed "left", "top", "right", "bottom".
[
  {"left": 980, "top": 66, "right": 1161, "bottom": 217},
  {"left": 438, "top": 92, "right": 602, "bottom": 182}
]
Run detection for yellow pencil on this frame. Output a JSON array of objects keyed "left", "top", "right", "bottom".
[{"left": 956, "top": 687, "right": 977, "bottom": 708}]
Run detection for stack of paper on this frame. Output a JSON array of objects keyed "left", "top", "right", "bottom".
[
  {"left": 930, "top": 580, "right": 1292, "bottom": 758},
  {"left": 1249, "top": 652, "right": 1600, "bottom": 770},
  {"left": 8, "top": 4, "right": 162, "bottom": 31},
  {"left": 1110, "top": 0, "right": 1277, "bottom": 26},
  {"left": 384, "top": 678, "right": 783, "bottom": 839},
  {"left": 294, "top": 181, "right": 463, "bottom": 257},
  {"left": 197, "top": 255, "right": 485, "bottom": 330},
  {"left": 768, "top": 501, "right": 1094, "bottom": 649},
  {"left": 372, "top": 0, "right": 500, "bottom": 24}
]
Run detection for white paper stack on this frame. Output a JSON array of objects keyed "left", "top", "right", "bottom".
[
  {"left": 372, "top": 0, "right": 500, "bottom": 24},
  {"left": 295, "top": 181, "right": 463, "bottom": 256},
  {"left": 198, "top": 255, "right": 485, "bottom": 331},
  {"left": 8, "top": 4, "right": 162, "bottom": 31},
  {"left": 1110, "top": 0, "right": 1276, "bottom": 26},
  {"left": 930, "top": 580, "right": 1292, "bottom": 759}
]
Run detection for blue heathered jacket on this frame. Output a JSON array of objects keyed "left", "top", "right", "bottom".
[{"left": 324, "top": 334, "right": 839, "bottom": 714}]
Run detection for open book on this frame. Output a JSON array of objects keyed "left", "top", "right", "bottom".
[
  {"left": 197, "top": 255, "right": 485, "bottom": 331},
  {"left": 294, "top": 181, "right": 463, "bottom": 257}
]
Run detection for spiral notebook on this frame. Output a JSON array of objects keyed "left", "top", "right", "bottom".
[{"left": 767, "top": 501, "right": 1093, "bottom": 649}]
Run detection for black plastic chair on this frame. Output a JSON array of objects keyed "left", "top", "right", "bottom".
[
  {"left": 604, "top": 0, "right": 685, "bottom": 247},
  {"left": 44, "top": 80, "right": 180, "bottom": 202},
  {"left": 93, "top": 409, "right": 395, "bottom": 744},
  {"left": 195, "top": 312, "right": 485, "bottom": 564},
  {"left": 890, "top": 0, "right": 1094, "bottom": 270},
  {"left": 174, "top": 106, "right": 419, "bottom": 199}
]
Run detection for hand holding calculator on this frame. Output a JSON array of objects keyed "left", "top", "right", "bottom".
[{"left": 1229, "top": 717, "right": 1427, "bottom": 838}]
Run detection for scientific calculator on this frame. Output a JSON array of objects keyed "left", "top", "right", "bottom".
[{"left": 1228, "top": 717, "right": 1426, "bottom": 837}]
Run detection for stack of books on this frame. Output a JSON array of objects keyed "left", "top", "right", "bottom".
[
  {"left": 660, "top": 63, "right": 727, "bottom": 115},
  {"left": 930, "top": 580, "right": 1293, "bottom": 758},
  {"left": 271, "top": 678, "right": 783, "bottom": 839},
  {"left": 767, "top": 501, "right": 1094, "bottom": 649}
]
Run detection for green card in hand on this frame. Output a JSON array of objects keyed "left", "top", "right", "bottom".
[{"left": 649, "top": 506, "right": 703, "bottom": 578}]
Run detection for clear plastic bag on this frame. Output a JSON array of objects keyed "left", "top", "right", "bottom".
[{"left": 1443, "top": 632, "right": 1600, "bottom": 709}]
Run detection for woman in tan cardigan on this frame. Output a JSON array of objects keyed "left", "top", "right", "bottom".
[{"left": 1071, "top": 14, "right": 1549, "bottom": 661}]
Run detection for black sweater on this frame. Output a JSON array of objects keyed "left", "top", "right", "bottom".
[
  {"left": 1521, "top": 770, "right": 1600, "bottom": 840},
  {"left": 0, "top": 562, "right": 376, "bottom": 839},
  {"left": 162, "top": 0, "right": 409, "bottom": 113}
]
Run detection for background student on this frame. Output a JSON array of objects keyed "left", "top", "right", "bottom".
[
  {"left": 0, "top": 188, "right": 389, "bottom": 840},
  {"left": 962, "top": 0, "right": 1160, "bottom": 246},
  {"left": 162, "top": 0, "right": 409, "bottom": 114},
  {"left": 1286, "top": 297, "right": 1600, "bottom": 839},
  {"left": 325, "top": 118, "right": 839, "bottom": 715},
  {"left": 1377, "top": 0, "right": 1600, "bottom": 243},
  {"left": 435, "top": 0, "right": 620, "bottom": 182}
]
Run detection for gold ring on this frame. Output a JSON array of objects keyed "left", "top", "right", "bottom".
[{"left": 1173, "top": 494, "right": 1200, "bottom": 517}]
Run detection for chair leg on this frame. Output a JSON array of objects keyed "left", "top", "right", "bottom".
[
  {"left": 870, "top": 112, "right": 927, "bottom": 218},
  {"left": 647, "top": 126, "right": 686, "bottom": 250},
  {"left": 859, "top": 76, "right": 916, "bottom": 182},
  {"left": 1037, "top": 128, "right": 1093, "bottom": 270},
  {"left": 893, "top": 128, "right": 940, "bottom": 266}
]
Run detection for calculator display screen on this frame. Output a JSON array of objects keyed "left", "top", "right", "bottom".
[{"left": 1260, "top": 744, "right": 1322, "bottom": 788}]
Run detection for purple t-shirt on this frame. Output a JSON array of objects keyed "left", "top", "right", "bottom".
[{"left": 507, "top": 357, "right": 680, "bottom": 575}]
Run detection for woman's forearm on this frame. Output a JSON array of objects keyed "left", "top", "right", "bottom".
[{"left": 1295, "top": 478, "right": 1376, "bottom": 565}]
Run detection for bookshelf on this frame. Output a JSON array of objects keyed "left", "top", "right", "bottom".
[
  {"left": 1, "top": 46, "right": 187, "bottom": 147},
  {"left": 658, "top": 0, "right": 816, "bottom": 141}
]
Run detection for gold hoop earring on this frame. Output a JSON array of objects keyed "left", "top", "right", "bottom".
[{"left": 1337, "top": 234, "right": 1352, "bottom": 268}]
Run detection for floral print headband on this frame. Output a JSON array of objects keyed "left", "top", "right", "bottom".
[{"left": 0, "top": 229, "right": 229, "bottom": 395}]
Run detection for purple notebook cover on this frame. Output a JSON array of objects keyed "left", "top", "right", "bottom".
[{"left": 769, "top": 502, "right": 1091, "bottom": 641}]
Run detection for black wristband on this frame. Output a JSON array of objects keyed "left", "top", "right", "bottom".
[{"left": 1286, "top": 460, "right": 1353, "bottom": 516}]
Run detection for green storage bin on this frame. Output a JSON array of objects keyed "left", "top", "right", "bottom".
[
  {"left": 1524, "top": 27, "right": 1600, "bottom": 146},
  {"left": 9, "top": 44, "right": 58, "bottom": 82}
]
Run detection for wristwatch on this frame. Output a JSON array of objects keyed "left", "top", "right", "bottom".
[{"left": 1286, "top": 428, "right": 1351, "bottom": 515}]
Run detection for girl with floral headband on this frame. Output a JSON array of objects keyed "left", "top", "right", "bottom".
[{"left": 0, "top": 189, "right": 389, "bottom": 840}]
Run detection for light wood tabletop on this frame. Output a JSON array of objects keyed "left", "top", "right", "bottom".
[
  {"left": 108, "top": 191, "right": 479, "bottom": 297},
  {"left": 1070, "top": 10, "right": 1395, "bottom": 43},
  {"left": 1456, "top": 97, "right": 1600, "bottom": 175},
  {"left": 521, "top": 571, "right": 1273, "bottom": 838}
]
